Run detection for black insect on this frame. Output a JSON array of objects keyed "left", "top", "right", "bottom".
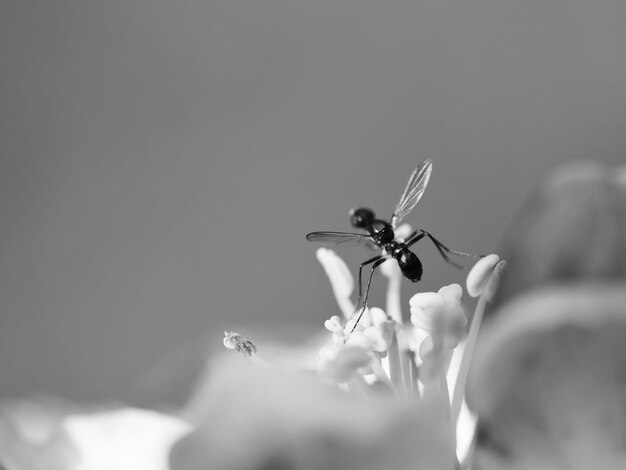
[{"left": 306, "top": 159, "right": 478, "bottom": 332}]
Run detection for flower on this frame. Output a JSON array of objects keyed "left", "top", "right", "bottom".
[
  {"left": 465, "top": 160, "right": 626, "bottom": 469},
  {"left": 207, "top": 244, "right": 494, "bottom": 469},
  {"left": 196, "top": 165, "right": 626, "bottom": 470},
  {"left": 318, "top": 307, "right": 396, "bottom": 388},
  {"left": 6, "top": 160, "right": 625, "bottom": 470}
]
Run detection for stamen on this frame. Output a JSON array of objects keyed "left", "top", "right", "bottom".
[
  {"left": 316, "top": 248, "right": 355, "bottom": 319},
  {"left": 387, "top": 330, "right": 404, "bottom": 394},
  {"left": 451, "top": 258, "right": 505, "bottom": 425},
  {"left": 466, "top": 254, "right": 500, "bottom": 298},
  {"left": 483, "top": 260, "right": 506, "bottom": 302},
  {"left": 381, "top": 259, "right": 403, "bottom": 323}
]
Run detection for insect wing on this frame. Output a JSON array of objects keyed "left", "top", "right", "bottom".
[
  {"left": 306, "top": 231, "right": 371, "bottom": 247},
  {"left": 391, "top": 159, "right": 433, "bottom": 228}
]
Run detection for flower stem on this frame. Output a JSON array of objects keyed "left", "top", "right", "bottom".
[{"left": 406, "top": 350, "right": 420, "bottom": 396}]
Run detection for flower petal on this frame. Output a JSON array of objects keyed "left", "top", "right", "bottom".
[
  {"left": 468, "top": 284, "right": 626, "bottom": 469},
  {"left": 489, "top": 160, "right": 626, "bottom": 308},
  {"left": 171, "top": 359, "right": 457, "bottom": 470}
]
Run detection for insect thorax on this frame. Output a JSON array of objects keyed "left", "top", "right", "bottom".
[{"left": 371, "top": 220, "right": 394, "bottom": 244}]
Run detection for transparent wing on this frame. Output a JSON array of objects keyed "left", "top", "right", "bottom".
[
  {"left": 391, "top": 159, "right": 433, "bottom": 228},
  {"left": 306, "top": 231, "right": 371, "bottom": 247}
]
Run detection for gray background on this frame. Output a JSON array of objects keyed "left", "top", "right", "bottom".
[{"left": 1, "top": 0, "right": 625, "bottom": 403}]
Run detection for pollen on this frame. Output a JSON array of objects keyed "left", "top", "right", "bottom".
[{"left": 223, "top": 331, "right": 257, "bottom": 357}]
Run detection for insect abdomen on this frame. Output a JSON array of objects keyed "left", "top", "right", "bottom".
[{"left": 398, "top": 250, "right": 422, "bottom": 282}]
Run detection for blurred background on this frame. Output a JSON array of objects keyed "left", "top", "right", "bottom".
[{"left": 1, "top": 0, "right": 625, "bottom": 405}]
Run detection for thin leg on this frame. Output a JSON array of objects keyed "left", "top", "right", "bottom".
[
  {"left": 406, "top": 230, "right": 480, "bottom": 269},
  {"left": 424, "top": 232, "right": 480, "bottom": 258},
  {"left": 403, "top": 230, "right": 425, "bottom": 246},
  {"left": 349, "top": 257, "right": 386, "bottom": 335},
  {"left": 357, "top": 254, "right": 384, "bottom": 308}
]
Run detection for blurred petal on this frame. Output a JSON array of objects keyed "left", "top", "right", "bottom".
[
  {"left": 319, "top": 345, "right": 372, "bottom": 382},
  {"left": 0, "top": 397, "right": 79, "bottom": 470},
  {"left": 170, "top": 358, "right": 456, "bottom": 470},
  {"left": 419, "top": 336, "right": 461, "bottom": 360},
  {"left": 468, "top": 284, "right": 626, "bottom": 470},
  {"left": 362, "top": 326, "right": 390, "bottom": 353},
  {"left": 491, "top": 160, "right": 626, "bottom": 309},
  {"left": 64, "top": 408, "right": 190, "bottom": 470}
]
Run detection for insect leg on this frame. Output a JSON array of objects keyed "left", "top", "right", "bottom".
[
  {"left": 403, "top": 230, "right": 425, "bottom": 245},
  {"left": 422, "top": 231, "right": 481, "bottom": 258},
  {"left": 349, "top": 257, "right": 387, "bottom": 335},
  {"left": 357, "top": 254, "right": 384, "bottom": 308},
  {"left": 405, "top": 230, "right": 468, "bottom": 269}
]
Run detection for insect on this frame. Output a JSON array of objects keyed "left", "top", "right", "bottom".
[{"left": 306, "top": 159, "right": 479, "bottom": 332}]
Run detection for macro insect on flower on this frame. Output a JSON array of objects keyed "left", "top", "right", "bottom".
[
  {"left": 207, "top": 251, "right": 504, "bottom": 470},
  {"left": 171, "top": 160, "right": 626, "bottom": 470},
  {"left": 306, "top": 159, "right": 481, "bottom": 332}
]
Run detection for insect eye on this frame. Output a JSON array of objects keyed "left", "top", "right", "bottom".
[{"left": 350, "top": 208, "right": 374, "bottom": 228}]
